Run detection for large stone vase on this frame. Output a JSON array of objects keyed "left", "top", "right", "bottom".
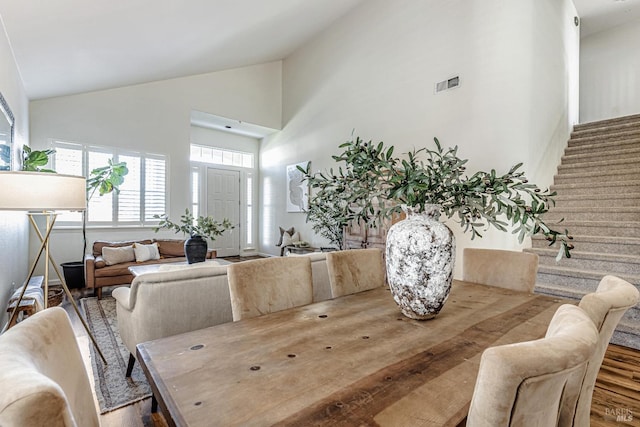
[{"left": 385, "top": 204, "right": 455, "bottom": 320}]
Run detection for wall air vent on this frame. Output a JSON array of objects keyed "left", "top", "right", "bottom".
[{"left": 435, "top": 76, "right": 460, "bottom": 94}]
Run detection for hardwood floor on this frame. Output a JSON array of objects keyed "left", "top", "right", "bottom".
[
  {"left": 591, "top": 345, "right": 640, "bottom": 426},
  {"left": 62, "top": 282, "right": 639, "bottom": 427}
]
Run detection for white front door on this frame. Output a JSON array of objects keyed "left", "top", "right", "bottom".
[{"left": 206, "top": 168, "right": 240, "bottom": 257}]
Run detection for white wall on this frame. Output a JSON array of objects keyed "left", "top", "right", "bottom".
[
  {"left": 580, "top": 18, "right": 640, "bottom": 123},
  {"left": 29, "top": 61, "right": 281, "bottom": 271},
  {"left": 260, "top": 0, "right": 579, "bottom": 277},
  {"left": 0, "top": 16, "right": 30, "bottom": 323}
]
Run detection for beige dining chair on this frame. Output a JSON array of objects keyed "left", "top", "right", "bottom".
[
  {"left": 325, "top": 248, "right": 386, "bottom": 298},
  {"left": 0, "top": 307, "right": 100, "bottom": 427},
  {"left": 462, "top": 248, "right": 539, "bottom": 293},
  {"left": 558, "top": 275, "right": 640, "bottom": 427},
  {"left": 227, "top": 256, "right": 313, "bottom": 321},
  {"left": 467, "top": 304, "right": 598, "bottom": 427}
]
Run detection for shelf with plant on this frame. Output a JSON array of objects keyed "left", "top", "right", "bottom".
[{"left": 300, "top": 136, "right": 573, "bottom": 260}]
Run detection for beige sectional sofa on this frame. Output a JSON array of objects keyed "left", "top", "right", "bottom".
[
  {"left": 112, "top": 252, "right": 332, "bottom": 375},
  {"left": 85, "top": 238, "right": 215, "bottom": 299}
]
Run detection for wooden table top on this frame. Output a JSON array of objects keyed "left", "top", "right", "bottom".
[{"left": 137, "top": 281, "right": 568, "bottom": 427}]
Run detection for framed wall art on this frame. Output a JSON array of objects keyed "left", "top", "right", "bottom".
[{"left": 286, "top": 161, "right": 309, "bottom": 212}]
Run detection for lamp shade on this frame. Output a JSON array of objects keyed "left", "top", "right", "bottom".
[{"left": 0, "top": 171, "right": 86, "bottom": 211}]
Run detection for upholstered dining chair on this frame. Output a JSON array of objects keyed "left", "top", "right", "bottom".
[
  {"left": 466, "top": 304, "right": 599, "bottom": 427},
  {"left": 325, "top": 248, "right": 386, "bottom": 298},
  {"left": 0, "top": 307, "right": 100, "bottom": 427},
  {"left": 558, "top": 275, "right": 640, "bottom": 427},
  {"left": 462, "top": 248, "right": 539, "bottom": 293},
  {"left": 227, "top": 256, "right": 313, "bottom": 321}
]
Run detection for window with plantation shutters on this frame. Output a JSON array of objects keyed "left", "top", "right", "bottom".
[
  {"left": 51, "top": 140, "right": 167, "bottom": 226},
  {"left": 144, "top": 156, "right": 166, "bottom": 221}
]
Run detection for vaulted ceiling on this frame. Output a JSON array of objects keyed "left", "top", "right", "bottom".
[{"left": 0, "top": 0, "right": 637, "bottom": 100}]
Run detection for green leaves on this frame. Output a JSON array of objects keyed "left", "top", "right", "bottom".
[
  {"left": 302, "top": 136, "right": 574, "bottom": 259},
  {"left": 22, "top": 145, "right": 56, "bottom": 172},
  {"left": 86, "top": 158, "right": 129, "bottom": 200},
  {"left": 153, "top": 208, "right": 234, "bottom": 241}
]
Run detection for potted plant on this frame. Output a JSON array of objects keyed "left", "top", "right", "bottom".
[
  {"left": 22, "top": 145, "right": 56, "bottom": 172},
  {"left": 153, "top": 208, "right": 234, "bottom": 263},
  {"left": 301, "top": 136, "right": 573, "bottom": 319},
  {"left": 62, "top": 159, "right": 129, "bottom": 288}
]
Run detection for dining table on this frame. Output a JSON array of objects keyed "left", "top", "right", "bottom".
[{"left": 136, "top": 280, "right": 568, "bottom": 427}]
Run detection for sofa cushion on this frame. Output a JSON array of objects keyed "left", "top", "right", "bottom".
[
  {"left": 102, "top": 245, "right": 136, "bottom": 266},
  {"left": 276, "top": 226, "right": 294, "bottom": 247},
  {"left": 133, "top": 242, "right": 160, "bottom": 262},
  {"left": 93, "top": 239, "right": 153, "bottom": 257},
  {"left": 153, "top": 239, "right": 186, "bottom": 258},
  {"left": 94, "top": 257, "right": 184, "bottom": 277}
]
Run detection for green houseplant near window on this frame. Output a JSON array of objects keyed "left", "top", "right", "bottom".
[
  {"left": 62, "top": 159, "right": 129, "bottom": 288},
  {"left": 22, "top": 145, "right": 56, "bottom": 172}
]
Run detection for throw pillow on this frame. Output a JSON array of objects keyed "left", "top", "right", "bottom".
[
  {"left": 282, "top": 231, "right": 301, "bottom": 247},
  {"left": 133, "top": 242, "right": 161, "bottom": 263},
  {"left": 276, "top": 226, "right": 295, "bottom": 246},
  {"left": 102, "top": 245, "right": 136, "bottom": 266}
]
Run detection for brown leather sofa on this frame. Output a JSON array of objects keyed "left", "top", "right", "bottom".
[{"left": 85, "top": 238, "right": 215, "bottom": 299}]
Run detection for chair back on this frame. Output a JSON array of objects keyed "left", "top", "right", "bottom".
[
  {"left": 326, "top": 248, "right": 386, "bottom": 298},
  {"left": 286, "top": 252, "right": 333, "bottom": 302},
  {"left": 467, "top": 304, "right": 598, "bottom": 427},
  {"left": 0, "top": 307, "right": 99, "bottom": 427},
  {"left": 462, "top": 248, "right": 539, "bottom": 292},
  {"left": 227, "top": 256, "right": 313, "bottom": 320},
  {"left": 559, "top": 275, "right": 640, "bottom": 427}
]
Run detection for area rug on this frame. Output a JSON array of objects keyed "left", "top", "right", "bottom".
[{"left": 81, "top": 296, "right": 151, "bottom": 414}]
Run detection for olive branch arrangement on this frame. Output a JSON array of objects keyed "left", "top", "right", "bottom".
[{"left": 299, "top": 136, "right": 573, "bottom": 259}]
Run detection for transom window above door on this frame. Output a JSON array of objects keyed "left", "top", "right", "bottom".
[{"left": 190, "top": 144, "right": 253, "bottom": 169}]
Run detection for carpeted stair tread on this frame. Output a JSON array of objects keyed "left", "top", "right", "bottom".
[
  {"left": 571, "top": 120, "right": 640, "bottom": 138},
  {"left": 573, "top": 113, "right": 640, "bottom": 132},
  {"left": 532, "top": 234, "right": 640, "bottom": 246},
  {"left": 544, "top": 206, "right": 640, "bottom": 214},
  {"left": 531, "top": 234, "right": 640, "bottom": 255},
  {"left": 542, "top": 221, "right": 640, "bottom": 238},
  {"left": 565, "top": 138, "right": 640, "bottom": 155},
  {"left": 558, "top": 156, "right": 640, "bottom": 170},
  {"left": 569, "top": 129, "right": 640, "bottom": 145},
  {"left": 531, "top": 248, "right": 640, "bottom": 276},
  {"left": 553, "top": 169, "right": 639, "bottom": 183},
  {"left": 551, "top": 179, "right": 640, "bottom": 194},
  {"left": 532, "top": 248, "right": 640, "bottom": 264},
  {"left": 536, "top": 264, "right": 640, "bottom": 285},
  {"left": 561, "top": 149, "right": 640, "bottom": 166},
  {"left": 543, "top": 207, "right": 640, "bottom": 222},
  {"left": 552, "top": 193, "right": 640, "bottom": 208}
]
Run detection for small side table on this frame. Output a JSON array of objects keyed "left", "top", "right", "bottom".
[{"left": 283, "top": 246, "right": 319, "bottom": 256}]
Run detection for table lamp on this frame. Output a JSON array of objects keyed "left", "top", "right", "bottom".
[{"left": 0, "top": 171, "right": 106, "bottom": 363}]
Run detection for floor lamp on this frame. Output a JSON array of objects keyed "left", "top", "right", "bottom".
[{"left": 0, "top": 171, "right": 107, "bottom": 363}]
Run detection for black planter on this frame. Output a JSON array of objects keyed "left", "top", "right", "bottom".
[
  {"left": 61, "top": 261, "right": 85, "bottom": 289},
  {"left": 184, "top": 235, "right": 208, "bottom": 264}
]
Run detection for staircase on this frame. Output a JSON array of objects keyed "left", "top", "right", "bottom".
[{"left": 530, "top": 113, "right": 640, "bottom": 350}]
